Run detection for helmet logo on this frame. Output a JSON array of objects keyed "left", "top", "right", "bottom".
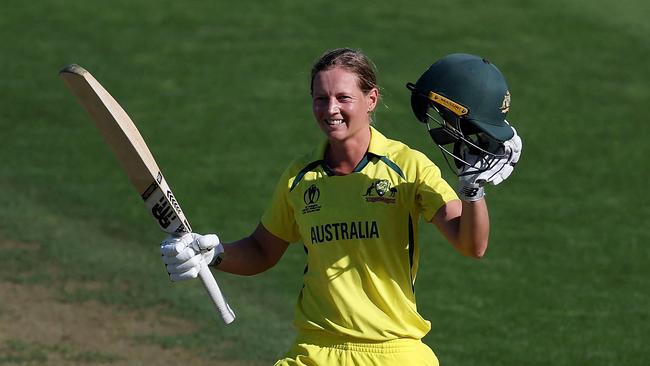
[
  {"left": 427, "top": 91, "right": 468, "bottom": 116},
  {"left": 500, "top": 91, "right": 511, "bottom": 114}
]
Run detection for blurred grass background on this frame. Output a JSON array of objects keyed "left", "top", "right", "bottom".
[{"left": 1, "top": 0, "right": 648, "bottom": 364}]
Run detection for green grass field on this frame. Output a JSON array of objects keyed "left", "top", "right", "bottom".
[{"left": 1, "top": 0, "right": 648, "bottom": 364}]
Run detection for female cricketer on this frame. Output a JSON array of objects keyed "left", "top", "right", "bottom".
[{"left": 160, "top": 48, "right": 522, "bottom": 365}]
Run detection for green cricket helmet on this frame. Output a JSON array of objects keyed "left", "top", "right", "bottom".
[{"left": 406, "top": 53, "right": 515, "bottom": 173}]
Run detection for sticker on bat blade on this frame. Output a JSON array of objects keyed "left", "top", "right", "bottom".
[
  {"left": 166, "top": 190, "right": 183, "bottom": 214},
  {"left": 152, "top": 195, "right": 178, "bottom": 229},
  {"left": 174, "top": 220, "right": 192, "bottom": 234},
  {"left": 144, "top": 186, "right": 185, "bottom": 233},
  {"left": 141, "top": 180, "right": 158, "bottom": 201}
]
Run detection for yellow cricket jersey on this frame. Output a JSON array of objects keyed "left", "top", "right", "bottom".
[{"left": 261, "top": 126, "right": 458, "bottom": 341}]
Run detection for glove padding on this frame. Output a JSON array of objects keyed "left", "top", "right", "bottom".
[
  {"left": 457, "top": 127, "right": 522, "bottom": 201},
  {"left": 160, "top": 233, "right": 223, "bottom": 282}
]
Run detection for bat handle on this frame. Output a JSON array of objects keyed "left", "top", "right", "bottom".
[{"left": 198, "top": 261, "right": 236, "bottom": 324}]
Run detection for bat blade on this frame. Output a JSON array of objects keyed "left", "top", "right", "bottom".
[
  {"left": 59, "top": 64, "right": 189, "bottom": 234},
  {"left": 59, "top": 64, "right": 235, "bottom": 324}
]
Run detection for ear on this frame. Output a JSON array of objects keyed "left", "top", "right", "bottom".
[{"left": 366, "top": 88, "right": 379, "bottom": 113}]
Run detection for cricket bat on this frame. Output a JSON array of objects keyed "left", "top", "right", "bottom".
[{"left": 59, "top": 64, "right": 235, "bottom": 324}]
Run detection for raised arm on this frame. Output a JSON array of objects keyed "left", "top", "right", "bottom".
[
  {"left": 432, "top": 199, "right": 489, "bottom": 258},
  {"left": 430, "top": 129, "right": 522, "bottom": 259}
]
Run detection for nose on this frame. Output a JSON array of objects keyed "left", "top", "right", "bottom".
[{"left": 328, "top": 98, "right": 341, "bottom": 114}]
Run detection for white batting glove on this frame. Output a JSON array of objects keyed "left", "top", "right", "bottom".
[
  {"left": 457, "top": 127, "right": 522, "bottom": 201},
  {"left": 494, "top": 128, "right": 522, "bottom": 184},
  {"left": 160, "top": 233, "right": 224, "bottom": 282}
]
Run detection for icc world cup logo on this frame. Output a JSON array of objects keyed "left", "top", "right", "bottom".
[
  {"left": 302, "top": 184, "right": 322, "bottom": 214},
  {"left": 304, "top": 184, "right": 320, "bottom": 205}
]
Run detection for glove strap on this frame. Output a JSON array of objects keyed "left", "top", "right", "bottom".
[
  {"left": 210, "top": 251, "right": 225, "bottom": 267},
  {"left": 457, "top": 182, "right": 485, "bottom": 202}
]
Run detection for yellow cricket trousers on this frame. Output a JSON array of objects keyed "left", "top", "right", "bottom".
[{"left": 274, "top": 331, "right": 439, "bottom": 366}]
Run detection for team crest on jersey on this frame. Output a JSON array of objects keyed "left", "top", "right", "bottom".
[
  {"left": 363, "top": 179, "right": 397, "bottom": 204},
  {"left": 302, "top": 184, "right": 321, "bottom": 214}
]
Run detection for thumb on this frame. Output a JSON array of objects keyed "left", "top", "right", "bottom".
[{"left": 195, "top": 234, "right": 220, "bottom": 251}]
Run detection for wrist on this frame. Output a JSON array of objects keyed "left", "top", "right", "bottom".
[
  {"left": 209, "top": 250, "right": 225, "bottom": 267},
  {"left": 457, "top": 181, "right": 485, "bottom": 202}
]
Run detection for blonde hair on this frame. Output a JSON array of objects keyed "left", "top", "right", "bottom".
[{"left": 310, "top": 48, "right": 379, "bottom": 96}]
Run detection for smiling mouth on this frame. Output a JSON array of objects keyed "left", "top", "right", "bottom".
[{"left": 325, "top": 118, "right": 344, "bottom": 126}]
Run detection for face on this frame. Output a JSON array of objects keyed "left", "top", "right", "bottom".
[{"left": 311, "top": 67, "right": 378, "bottom": 142}]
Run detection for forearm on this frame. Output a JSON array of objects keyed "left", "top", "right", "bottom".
[
  {"left": 211, "top": 223, "right": 289, "bottom": 276},
  {"left": 432, "top": 198, "right": 489, "bottom": 258},
  {"left": 456, "top": 198, "right": 490, "bottom": 258},
  {"left": 213, "top": 236, "right": 272, "bottom": 276}
]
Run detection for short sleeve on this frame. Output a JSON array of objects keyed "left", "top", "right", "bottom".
[
  {"left": 260, "top": 165, "right": 301, "bottom": 243},
  {"left": 415, "top": 154, "right": 458, "bottom": 221}
]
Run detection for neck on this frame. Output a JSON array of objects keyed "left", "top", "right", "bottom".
[{"left": 325, "top": 127, "right": 372, "bottom": 175}]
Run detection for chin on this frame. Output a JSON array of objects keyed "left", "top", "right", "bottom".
[
  {"left": 324, "top": 133, "right": 344, "bottom": 143},
  {"left": 319, "top": 124, "right": 347, "bottom": 138}
]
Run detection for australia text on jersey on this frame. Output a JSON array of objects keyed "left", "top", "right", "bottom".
[{"left": 310, "top": 221, "right": 379, "bottom": 244}]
